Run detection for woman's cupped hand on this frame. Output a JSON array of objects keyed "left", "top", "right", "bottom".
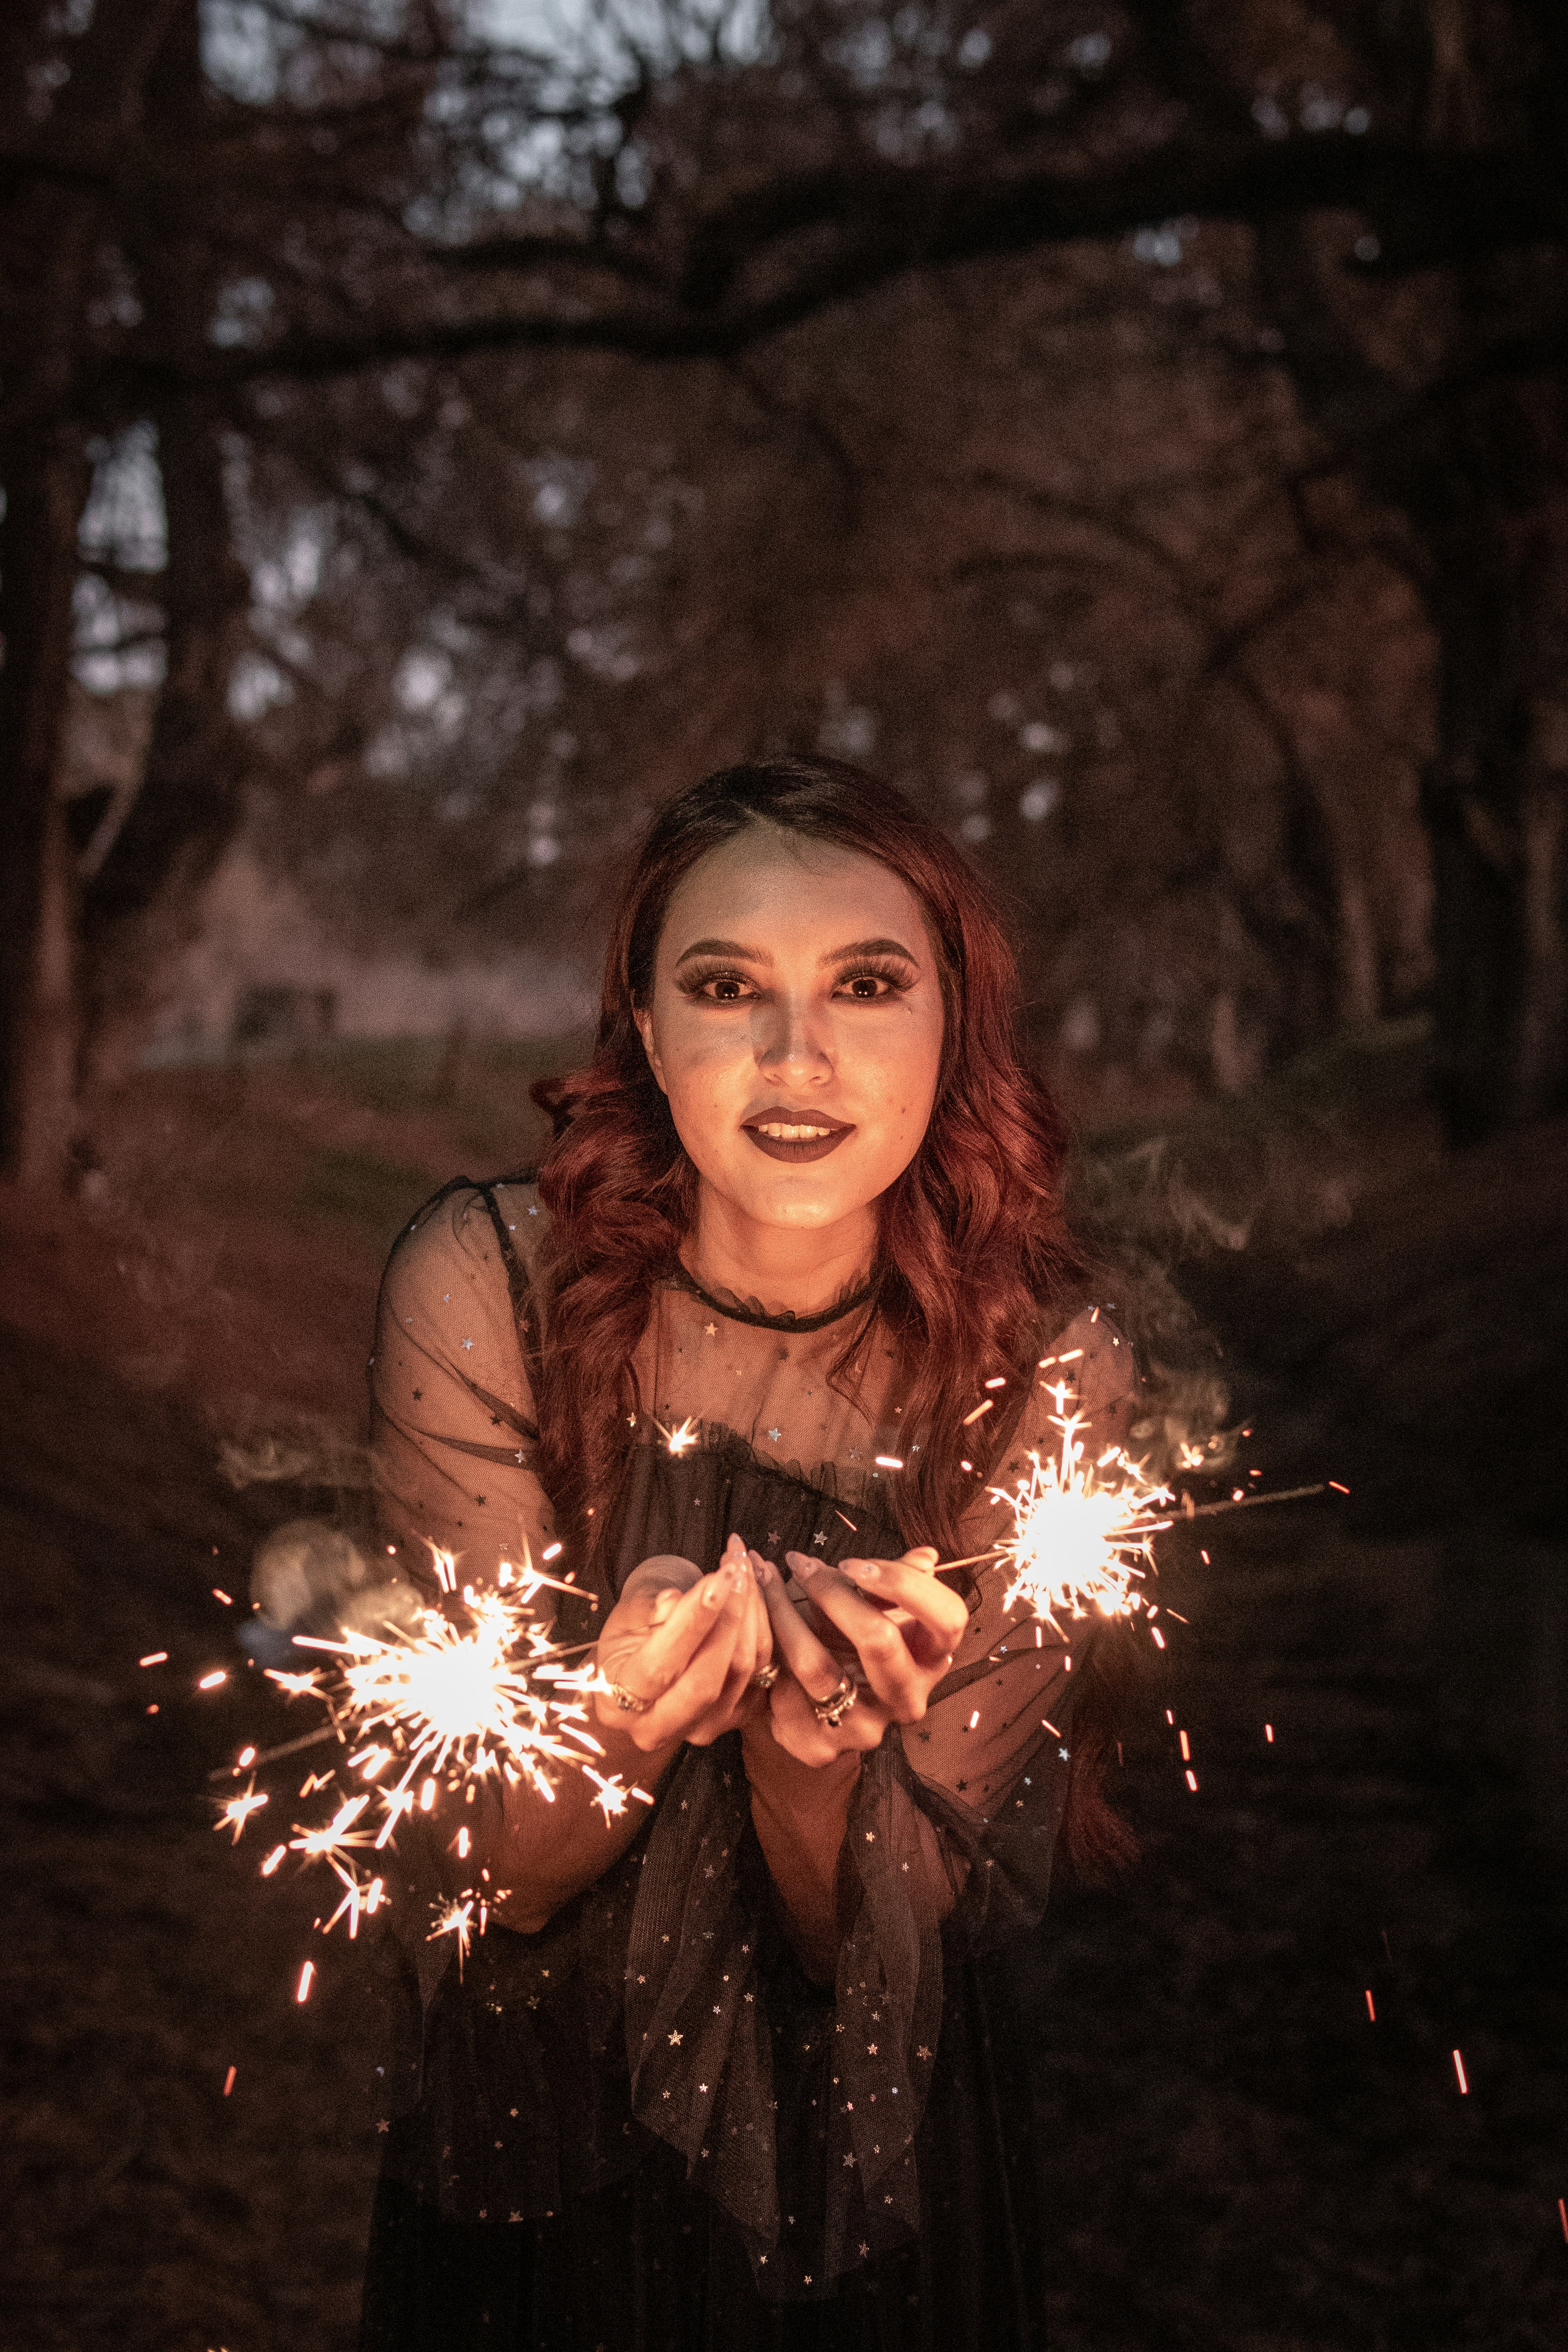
[
  {"left": 593, "top": 1534, "right": 774, "bottom": 1749},
  {"left": 750, "top": 1544, "right": 970, "bottom": 1768}
]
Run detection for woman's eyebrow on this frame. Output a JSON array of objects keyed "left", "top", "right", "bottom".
[
  {"left": 673, "top": 936, "right": 768, "bottom": 966},
  {"left": 671, "top": 933, "right": 921, "bottom": 969},
  {"left": 822, "top": 936, "right": 920, "bottom": 964}
]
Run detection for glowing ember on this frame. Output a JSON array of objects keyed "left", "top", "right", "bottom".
[
  {"left": 214, "top": 1779, "right": 269, "bottom": 1843},
  {"left": 655, "top": 1415, "right": 701, "bottom": 1457},
  {"left": 429, "top": 1896, "right": 476, "bottom": 1960}
]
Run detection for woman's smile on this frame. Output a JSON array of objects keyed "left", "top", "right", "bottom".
[{"left": 742, "top": 1104, "right": 855, "bottom": 1161}]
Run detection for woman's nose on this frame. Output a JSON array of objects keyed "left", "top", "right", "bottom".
[{"left": 755, "top": 995, "right": 831, "bottom": 1078}]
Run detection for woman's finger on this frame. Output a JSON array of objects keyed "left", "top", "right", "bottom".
[
  {"left": 753, "top": 1554, "right": 844, "bottom": 1700},
  {"left": 784, "top": 1555, "right": 932, "bottom": 1718},
  {"left": 835, "top": 1548, "right": 970, "bottom": 1655},
  {"left": 625, "top": 1580, "right": 751, "bottom": 1745},
  {"left": 765, "top": 1670, "right": 890, "bottom": 1767},
  {"left": 621, "top": 1543, "right": 749, "bottom": 1697}
]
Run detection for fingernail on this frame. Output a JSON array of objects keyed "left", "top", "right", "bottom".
[
  {"left": 748, "top": 1552, "right": 773, "bottom": 1586},
  {"left": 786, "top": 1552, "right": 819, "bottom": 1579},
  {"left": 847, "top": 1561, "right": 880, "bottom": 1583},
  {"left": 703, "top": 1577, "right": 725, "bottom": 1608}
]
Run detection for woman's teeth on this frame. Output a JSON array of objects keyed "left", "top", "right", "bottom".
[{"left": 753, "top": 1121, "right": 834, "bottom": 1140}]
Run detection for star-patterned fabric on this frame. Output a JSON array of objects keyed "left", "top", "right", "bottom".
[{"left": 362, "top": 1176, "right": 1138, "bottom": 2344}]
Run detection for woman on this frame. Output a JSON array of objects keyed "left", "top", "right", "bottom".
[{"left": 359, "top": 757, "right": 1139, "bottom": 2351}]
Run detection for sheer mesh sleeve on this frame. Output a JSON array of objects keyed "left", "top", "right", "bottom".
[
  {"left": 909, "top": 1306, "right": 1140, "bottom": 1805},
  {"left": 370, "top": 1179, "right": 559, "bottom": 1605}
]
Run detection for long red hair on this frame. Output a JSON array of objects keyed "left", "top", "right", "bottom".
[{"left": 530, "top": 756, "right": 1131, "bottom": 1873}]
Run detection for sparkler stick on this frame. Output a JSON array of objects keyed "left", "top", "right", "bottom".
[
  {"left": 1184, "top": 1482, "right": 1326, "bottom": 1517},
  {"left": 938, "top": 1482, "right": 1333, "bottom": 1576}
]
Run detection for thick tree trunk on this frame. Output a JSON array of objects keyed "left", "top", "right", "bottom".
[
  {"left": 79, "top": 3, "right": 255, "bottom": 1092},
  {"left": 0, "top": 0, "right": 188, "bottom": 1185},
  {"left": 0, "top": 425, "right": 92, "bottom": 1184},
  {"left": 78, "top": 397, "right": 253, "bottom": 1086},
  {"left": 1257, "top": 218, "right": 1568, "bottom": 1141},
  {"left": 1417, "top": 384, "right": 1568, "bottom": 1142}
]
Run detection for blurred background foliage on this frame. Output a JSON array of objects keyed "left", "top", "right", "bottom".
[{"left": 1, "top": 0, "right": 1565, "bottom": 1198}]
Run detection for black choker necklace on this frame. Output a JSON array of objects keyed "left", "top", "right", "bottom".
[{"left": 668, "top": 1263, "right": 880, "bottom": 1334}]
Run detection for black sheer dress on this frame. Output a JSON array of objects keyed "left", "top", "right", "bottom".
[{"left": 356, "top": 1180, "right": 1138, "bottom": 2352}]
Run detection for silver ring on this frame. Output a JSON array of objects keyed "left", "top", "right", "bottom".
[
  {"left": 810, "top": 1675, "right": 858, "bottom": 1729},
  {"left": 606, "top": 1679, "right": 652, "bottom": 1714},
  {"left": 752, "top": 1664, "right": 780, "bottom": 1692}
]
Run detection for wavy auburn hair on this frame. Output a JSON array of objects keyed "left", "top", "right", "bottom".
[
  {"left": 529, "top": 757, "right": 1130, "bottom": 1872},
  {"left": 530, "top": 754, "right": 1086, "bottom": 1551}
]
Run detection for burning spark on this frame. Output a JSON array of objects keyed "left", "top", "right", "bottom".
[
  {"left": 139, "top": 1652, "right": 168, "bottom": 1668},
  {"left": 223, "top": 2065, "right": 237, "bottom": 2096},
  {"left": 1265, "top": 1724, "right": 1275, "bottom": 1742},
  {"left": 296, "top": 1961, "right": 314, "bottom": 2003},
  {"left": 214, "top": 1780, "right": 269, "bottom": 1844},
  {"left": 874, "top": 1455, "right": 903, "bottom": 1470},
  {"left": 1365, "top": 1990, "right": 1376, "bottom": 2022},
  {"left": 961, "top": 1399, "right": 993, "bottom": 1426},
  {"left": 429, "top": 1898, "right": 475, "bottom": 1961},
  {"left": 260, "top": 1845, "right": 287, "bottom": 1877},
  {"left": 213, "top": 1588, "right": 234, "bottom": 1606},
  {"left": 654, "top": 1416, "right": 701, "bottom": 1457},
  {"left": 581, "top": 1768, "right": 656, "bottom": 1824},
  {"left": 237, "top": 1746, "right": 256, "bottom": 1768},
  {"left": 1452, "top": 2049, "right": 1468, "bottom": 2094},
  {"left": 198, "top": 1670, "right": 228, "bottom": 1691}
]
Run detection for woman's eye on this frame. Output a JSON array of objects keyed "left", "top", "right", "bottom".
[
  {"left": 837, "top": 969, "right": 906, "bottom": 1000},
  {"left": 698, "top": 975, "right": 752, "bottom": 1002}
]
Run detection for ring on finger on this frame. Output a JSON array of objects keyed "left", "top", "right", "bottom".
[
  {"left": 751, "top": 1664, "right": 780, "bottom": 1691},
  {"left": 810, "top": 1674, "right": 858, "bottom": 1729},
  {"left": 605, "top": 1678, "right": 653, "bottom": 1714}
]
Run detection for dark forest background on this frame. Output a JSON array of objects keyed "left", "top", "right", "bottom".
[{"left": 1, "top": 6, "right": 1565, "bottom": 2349}]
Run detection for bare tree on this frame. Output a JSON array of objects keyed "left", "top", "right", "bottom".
[{"left": 2, "top": 0, "right": 1564, "bottom": 1181}]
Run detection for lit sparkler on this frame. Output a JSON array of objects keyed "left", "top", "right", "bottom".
[
  {"left": 654, "top": 1415, "right": 701, "bottom": 1457},
  {"left": 213, "top": 1542, "right": 651, "bottom": 1950},
  {"left": 985, "top": 1412, "right": 1174, "bottom": 1632},
  {"left": 939, "top": 1405, "right": 1173, "bottom": 1635}
]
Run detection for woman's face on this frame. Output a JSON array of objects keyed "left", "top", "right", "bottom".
[{"left": 635, "top": 825, "right": 946, "bottom": 1245}]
